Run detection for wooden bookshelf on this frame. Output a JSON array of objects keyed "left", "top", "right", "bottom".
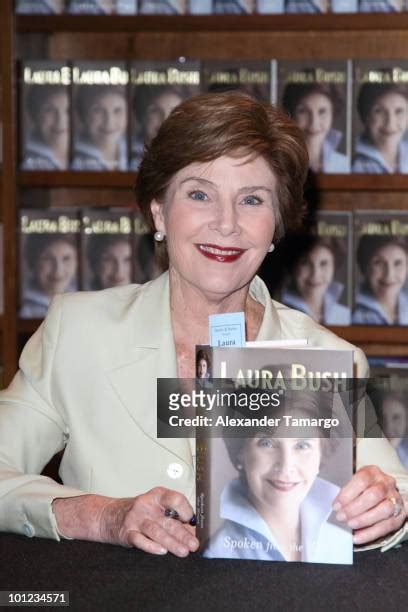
[
  {"left": 16, "top": 13, "right": 408, "bottom": 34},
  {"left": 0, "top": 4, "right": 405, "bottom": 384}
]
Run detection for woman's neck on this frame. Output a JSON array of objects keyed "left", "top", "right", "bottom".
[
  {"left": 302, "top": 292, "right": 324, "bottom": 322},
  {"left": 95, "top": 141, "right": 120, "bottom": 167},
  {"left": 306, "top": 138, "right": 324, "bottom": 173},
  {"left": 374, "top": 141, "right": 399, "bottom": 172},
  {"left": 254, "top": 498, "right": 302, "bottom": 561},
  {"left": 377, "top": 294, "right": 399, "bottom": 324}
]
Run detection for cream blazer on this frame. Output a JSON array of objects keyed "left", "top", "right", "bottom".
[{"left": 0, "top": 272, "right": 406, "bottom": 550}]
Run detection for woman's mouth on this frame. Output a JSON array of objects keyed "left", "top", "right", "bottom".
[
  {"left": 196, "top": 244, "right": 246, "bottom": 263},
  {"left": 267, "top": 479, "right": 300, "bottom": 491}
]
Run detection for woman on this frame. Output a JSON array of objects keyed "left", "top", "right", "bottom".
[
  {"left": 378, "top": 391, "right": 408, "bottom": 469},
  {"left": 204, "top": 391, "right": 352, "bottom": 563},
  {"left": 0, "top": 93, "right": 406, "bottom": 556},
  {"left": 85, "top": 235, "right": 133, "bottom": 290},
  {"left": 281, "top": 235, "right": 351, "bottom": 325},
  {"left": 72, "top": 85, "right": 128, "bottom": 171},
  {"left": 21, "top": 84, "right": 70, "bottom": 171},
  {"left": 19, "top": 234, "right": 79, "bottom": 318},
  {"left": 353, "top": 235, "right": 408, "bottom": 325},
  {"left": 352, "top": 82, "right": 408, "bottom": 174},
  {"left": 282, "top": 82, "right": 349, "bottom": 173}
]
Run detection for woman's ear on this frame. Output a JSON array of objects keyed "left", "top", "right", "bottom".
[{"left": 150, "top": 199, "right": 166, "bottom": 234}]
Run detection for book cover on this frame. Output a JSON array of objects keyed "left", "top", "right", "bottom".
[
  {"left": 366, "top": 357, "right": 408, "bottom": 470},
  {"left": 352, "top": 210, "right": 408, "bottom": 325},
  {"left": 139, "top": 0, "right": 187, "bottom": 12},
  {"left": 358, "top": 0, "right": 405, "bottom": 11},
  {"left": 352, "top": 60, "right": 408, "bottom": 174},
  {"left": 20, "top": 61, "right": 71, "bottom": 171},
  {"left": 67, "top": 0, "right": 137, "bottom": 12},
  {"left": 71, "top": 61, "right": 129, "bottom": 171},
  {"left": 256, "top": 0, "right": 285, "bottom": 11},
  {"left": 212, "top": 0, "right": 256, "bottom": 12},
  {"left": 284, "top": 0, "right": 329, "bottom": 12},
  {"left": 130, "top": 59, "right": 200, "bottom": 170},
  {"left": 196, "top": 345, "right": 354, "bottom": 564},
  {"left": 16, "top": 0, "right": 66, "bottom": 13},
  {"left": 189, "top": 0, "right": 213, "bottom": 11},
  {"left": 277, "top": 59, "right": 351, "bottom": 173},
  {"left": 19, "top": 209, "right": 81, "bottom": 319},
  {"left": 133, "top": 211, "right": 158, "bottom": 283},
  {"left": 201, "top": 60, "right": 273, "bottom": 101},
  {"left": 277, "top": 211, "right": 352, "bottom": 326}
]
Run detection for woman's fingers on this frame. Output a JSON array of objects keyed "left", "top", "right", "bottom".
[
  {"left": 156, "top": 487, "right": 196, "bottom": 524},
  {"left": 353, "top": 510, "right": 407, "bottom": 545},
  {"left": 347, "top": 497, "right": 406, "bottom": 530},
  {"left": 137, "top": 517, "right": 198, "bottom": 557}
]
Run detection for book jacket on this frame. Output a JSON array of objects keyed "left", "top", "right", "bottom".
[
  {"left": 352, "top": 210, "right": 408, "bottom": 325},
  {"left": 196, "top": 345, "right": 354, "bottom": 564}
]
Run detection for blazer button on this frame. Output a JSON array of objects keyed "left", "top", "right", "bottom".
[
  {"left": 23, "top": 522, "right": 35, "bottom": 538},
  {"left": 167, "top": 463, "right": 183, "bottom": 479}
]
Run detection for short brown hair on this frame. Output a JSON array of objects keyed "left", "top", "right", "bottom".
[{"left": 135, "top": 91, "right": 309, "bottom": 269}]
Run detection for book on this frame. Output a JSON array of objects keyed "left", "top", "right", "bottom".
[
  {"left": 276, "top": 211, "right": 352, "bottom": 326},
  {"left": 16, "top": 0, "right": 66, "bottom": 13},
  {"left": 212, "top": 0, "right": 256, "bottom": 12},
  {"left": 196, "top": 345, "right": 354, "bottom": 564},
  {"left": 277, "top": 59, "right": 351, "bottom": 173},
  {"left": 71, "top": 61, "right": 129, "bottom": 171},
  {"left": 19, "top": 209, "right": 81, "bottom": 319},
  {"left": 284, "top": 0, "right": 329, "bottom": 12},
  {"left": 129, "top": 59, "right": 200, "bottom": 170},
  {"left": 366, "top": 357, "right": 408, "bottom": 470},
  {"left": 358, "top": 0, "right": 405, "bottom": 11},
  {"left": 81, "top": 208, "right": 157, "bottom": 289},
  {"left": 189, "top": 0, "right": 213, "bottom": 11},
  {"left": 139, "top": 0, "right": 187, "bottom": 12},
  {"left": 201, "top": 60, "right": 273, "bottom": 101},
  {"left": 256, "top": 0, "right": 285, "bottom": 11},
  {"left": 352, "top": 60, "right": 408, "bottom": 174},
  {"left": 352, "top": 210, "right": 408, "bottom": 325},
  {"left": 19, "top": 61, "right": 71, "bottom": 171},
  {"left": 67, "top": 0, "right": 137, "bottom": 12}
]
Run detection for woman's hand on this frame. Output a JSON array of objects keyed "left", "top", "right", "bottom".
[
  {"left": 53, "top": 487, "right": 199, "bottom": 557},
  {"left": 99, "top": 487, "right": 199, "bottom": 556},
  {"left": 333, "top": 466, "right": 406, "bottom": 545}
]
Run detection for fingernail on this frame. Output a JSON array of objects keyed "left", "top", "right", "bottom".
[
  {"left": 348, "top": 519, "right": 358, "bottom": 528},
  {"left": 156, "top": 547, "right": 167, "bottom": 555},
  {"left": 353, "top": 534, "right": 362, "bottom": 544},
  {"left": 332, "top": 502, "right": 341, "bottom": 512},
  {"left": 188, "top": 538, "right": 198, "bottom": 550},
  {"left": 177, "top": 547, "right": 188, "bottom": 557},
  {"left": 336, "top": 512, "right": 346, "bottom": 522}
]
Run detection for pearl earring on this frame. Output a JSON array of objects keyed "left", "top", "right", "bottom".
[
  {"left": 268, "top": 243, "right": 275, "bottom": 253},
  {"left": 236, "top": 463, "right": 243, "bottom": 471},
  {"left": 154, "top": 231, "right": 165, "bottom": 242}
]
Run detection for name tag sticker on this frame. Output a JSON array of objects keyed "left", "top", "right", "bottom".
[{"left": 209, "top": 312, "right": 246, "bottom": 348}]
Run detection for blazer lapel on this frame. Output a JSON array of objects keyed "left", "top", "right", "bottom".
[{"left": 106, "top": 273, "right": 192, "bottom": 467}]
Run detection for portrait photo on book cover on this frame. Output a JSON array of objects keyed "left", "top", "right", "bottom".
[
  {"left": 352, "top": 63, "right": 408, "bottom": 174},
  {"left": 352, "top": 215, "right": 408, "bottom": 326},
  {"left": 20, "top": 63, "right": 71, "bottom": 171},
  {"left": 279, "top": 61, "right": 350, "bottom": 174},
  {"left": 201, "top": 388, "right": 353, "bottom": 564}
]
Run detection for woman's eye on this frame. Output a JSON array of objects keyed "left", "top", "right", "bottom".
[
  {"left": 242, "top": 195, "right": 262, "bottom": 206},
  {"left": 257, "top": 437, "right": 275, "bottom": 448},
  {"left": 295, "top": 440, "right": 311, "bottom": 450},
  {"left": 188, "top": 190, "right": 207, "bottom": 201}
]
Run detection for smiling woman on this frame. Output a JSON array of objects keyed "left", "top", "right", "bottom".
[{"left": 0, "top": 92, "right": 406, "bottom": 557}]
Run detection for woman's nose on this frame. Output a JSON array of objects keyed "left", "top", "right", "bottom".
[
  {"left": 273, "top": 449, "right": 295, "bottom": 475},
  {"left": 208, "top": 200, "right": 240, "bottom": 237}
]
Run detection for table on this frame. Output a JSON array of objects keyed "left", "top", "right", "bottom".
[{"left": 0, "top": 534, "right": 407, "bottom": 611}]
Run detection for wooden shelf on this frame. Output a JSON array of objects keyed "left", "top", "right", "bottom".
[
  {"left": 19, "top": 171, "right": 135, "bottom": 189},
  {"left": 18, "top": 319, "right": 41, "bottom": 334},
  {"left": 16, "top": 13, "right": 408, "bottom": 34},
  {"left": 18, "top": 171, "right": 408, "bottom": 192},
  {"left": 330, "top": 326, "right": 408, "bottom": 345}
]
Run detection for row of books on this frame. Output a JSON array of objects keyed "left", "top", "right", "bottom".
[
  {"left": 16, "top": 207, "right": 408, "bottom": 326},
  {"left": 267, "top": 209, "right": 408, "bottom": 327},
  {"left": 15, "top": 0, "right": 408, "bottom": 15},
  {"left": 18, "top": 208, "right": 158, "bottom": 318},
  {"left": 20, "top": 59, "right": 408, "bottom": 174}
]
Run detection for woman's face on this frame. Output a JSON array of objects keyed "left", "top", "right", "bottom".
[
  {"left": 34, "top": 239, "right": 77, "bottom": 296},
  {"left": 151, "top": 154, "right": 277, "bottom": 302},
  {"left": 87, "top": 91, "right": 127, "bottom": 147},
  {"left": 293, "top": 92, "right": 333, "bottom": 145},
  {"left": 240, "top": 436, "right": 321, "bottom": 512},
  {"left": 381, "top": 396, "right": 406, "bottom": 440},
  {"left": 366, "top": 92, "right": 408, "bottom": 149},
  {"left": 97, "top": 240, "right": 132, "bottom": 288},
  {"left": 37, "top": 91, "right": 69, "bottom": 148},
  {"left": 197, "top": 358, "right": 208, "bottom": 379},
  {"left": 143, "top": 91, "right": 183, "bottom": 143},
  {"left": 294, "top": 245, "right": 335, "bottom": 300},
  {"left": 366, "top": 243, "right": 407, "bottom": 301}
]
